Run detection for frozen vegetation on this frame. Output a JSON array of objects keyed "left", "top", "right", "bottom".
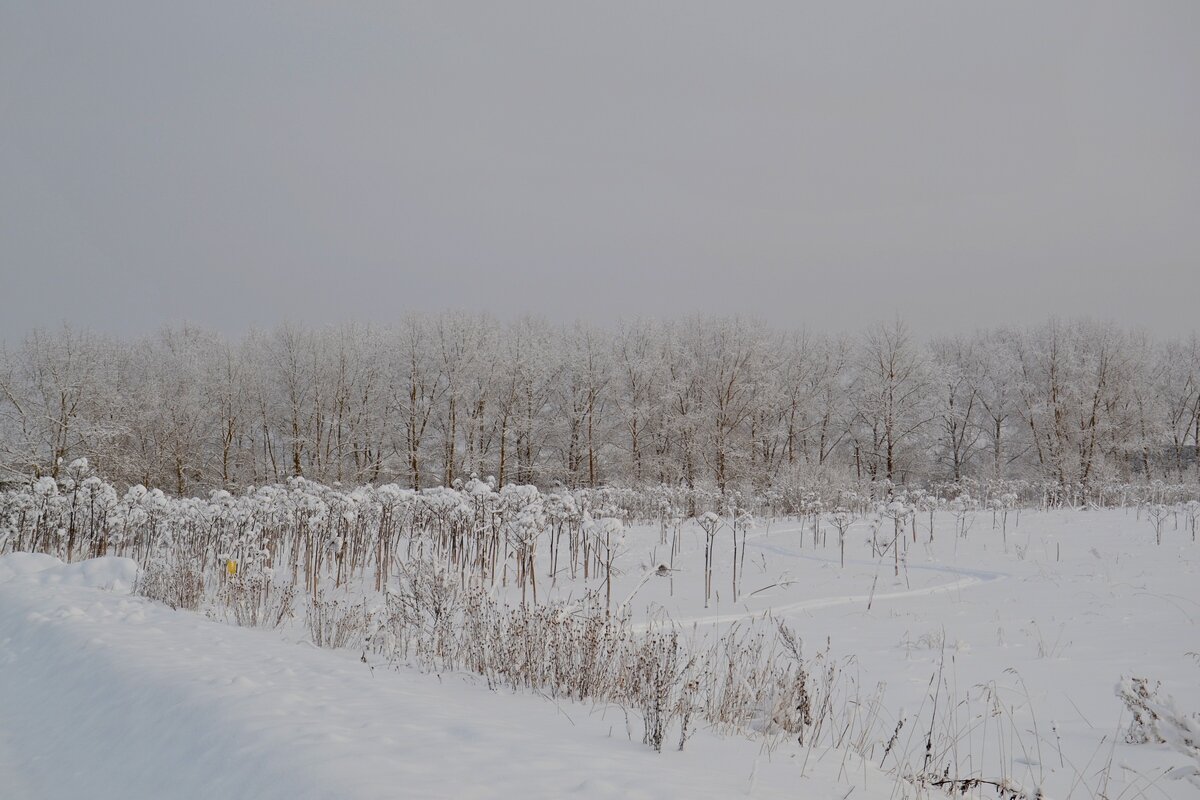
[
  {"left": 2, "top": 317, "right": 1198, "bottom": 497},
  {"left": 2, "top": 467, "right": 1199, "bottom": 798}
]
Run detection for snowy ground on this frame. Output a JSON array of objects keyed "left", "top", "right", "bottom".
[
  {"left": 0, "top": 555, "right": 891, "bottom": 800},
  {"left": 622, "top": 509, "right": 1200, "bottom": 798},
  {"left": 2, "top": 507, "right": 1198, "bottom": 799}
]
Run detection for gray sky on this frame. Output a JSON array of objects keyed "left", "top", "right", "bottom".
[{"left": 2, "top": 1, "right": 1197, "bottom": 342}]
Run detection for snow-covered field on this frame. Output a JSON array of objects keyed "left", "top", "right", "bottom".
[
  {"left": 0, "top": 554, "right": 890, "bottom": 800},
  {"left": 2, "top": 507, "right": 1198, "bottom": 799}
]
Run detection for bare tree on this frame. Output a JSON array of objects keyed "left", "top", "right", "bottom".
[
  {"left": 929, "top": 336, "right": 983, "bottom": 481},
  {"left": 851, "top": 320, "right": 932, "bottom": 483}
]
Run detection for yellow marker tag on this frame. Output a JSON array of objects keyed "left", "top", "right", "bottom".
[{"left": 226, "top": 559, "right": 238, "bottom": 577}]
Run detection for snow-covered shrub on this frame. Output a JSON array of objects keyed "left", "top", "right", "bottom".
[
  {"left": 306, "top": 592, "right": 368, "bottom": 650},
  {"left": 629, "top": 630, "right": 691, "bottom": 752},
  {"left": 1117, "top": 676, "right": 1200, "bottom": 790},
  {"left": 214, "top": 572, "right": 295, "bottom": 629},
  {"left": 379, "top": 558, "right": 465, "bottom": 668},
  {"left": 137, "top": 555, "right": 206, "bottom": 611}
]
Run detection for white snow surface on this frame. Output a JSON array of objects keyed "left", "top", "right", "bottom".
[
  {"left": 2, "top": 508, "right": 1200, "bottom": 799},
  {"left": 0, "top": 555, "right": 893, "bottom": 800},
  {"left": 0, "top": 551, "right": 138, "bottom": 589}
]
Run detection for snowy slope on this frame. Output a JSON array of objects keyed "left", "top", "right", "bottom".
[{"left": 0, "top": 556, "right": 896, "bottom": 800}]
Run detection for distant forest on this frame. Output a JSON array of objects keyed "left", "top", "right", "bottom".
[{"left": 1, "top": 316, "right": 1197, "bottom": 494}]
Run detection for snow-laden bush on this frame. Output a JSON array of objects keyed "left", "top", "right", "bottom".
[
  {"left": 137, "top": 555, "right": 205, "bottom": 611},
  {"left": 1117, "top": 676, "right": 1200, "bottom": 790}
]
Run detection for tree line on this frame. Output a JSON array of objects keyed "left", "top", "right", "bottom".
[{"left": 1, "top": 316, "right": 1197, "bottom": 495}]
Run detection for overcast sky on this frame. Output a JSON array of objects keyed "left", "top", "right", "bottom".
[{"left": 2, "top": 2, "right": 1197, "bottom": 342}]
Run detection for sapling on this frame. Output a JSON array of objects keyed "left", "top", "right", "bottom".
[
  {"left": 951, "top": 493, "right": 973, "bottom": 539},
  {"left": 881, "top": 500, "right": 910, "bottom": 577},
  {"left": 830, "top": 508, "right": 855, "bottom": 568},
  {"left": 1147, "top": 504, "right": 1169, "bottom": 546},
  {"left": 592, "top": 516, "right": 626, "bottom": 612},
  {"left": 731, "top": 509, "right": 754, "bottom": 602},
  {"left": 698, "top": 512, "right": 721, "bottom": 608}
]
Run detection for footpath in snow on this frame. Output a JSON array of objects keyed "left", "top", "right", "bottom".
[{"left": 0, "top": 554, "right": 895, "bottom": 800}]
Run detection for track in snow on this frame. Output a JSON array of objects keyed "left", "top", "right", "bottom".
[{"left": 635, "top": 530, "right": 1005, "bottom": 632}]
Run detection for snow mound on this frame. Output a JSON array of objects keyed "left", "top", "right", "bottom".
[
  {"left": 0, "top": 552, "right": 63, "bottom": 582},
  {"left": 0, "top": 553, "right": 138, "bottom": 593}
]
